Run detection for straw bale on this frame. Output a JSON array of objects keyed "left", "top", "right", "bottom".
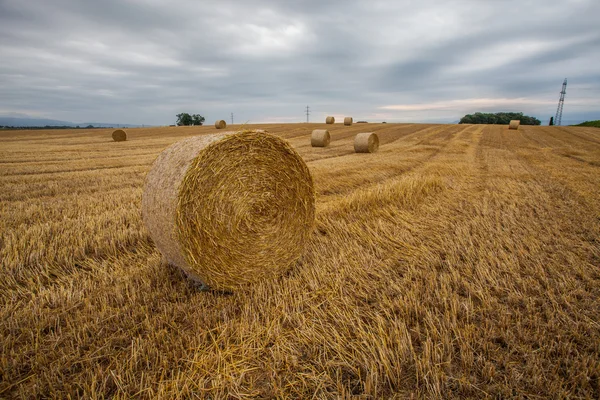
[
  {"left": 215, "top": 120, "right": 227, "bottom": 129},
  {"left": 141, "top": 130, "right": 315, "bottom": 291},
  {"left": 326, "top": 116, "right": 335, "bottom": 124},
  {"left": 344, "top": 117, "right": 353, "bottom": 126},
  {"left": 509, "top": 120, "right": 520, "bottom": 130},
  {"left": 112, "top": 129, "right": 127, "bottom": 142},
  {"left": 354, "top": 132, "right": 379, "bottom": 153},
  {"left": 311, "top": 129, "right": 330, "bottom": 147}
]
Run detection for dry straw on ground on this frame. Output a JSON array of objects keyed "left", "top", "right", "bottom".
[
  {"left": 311, "top": 129, "right": 331, "bottom": 147},
  {"left": 326, "top": 116, "right": 335, "bottom": 124},
  {"left": 3, "top": 123, "right": 600, "bottom": 399},
  {"left": 215, "top": 120, "right": 227, "bottom": 129},
  {"left": 509, "top": 120, "right": 521, "bottom": 130},
  {"left": 141, "top": 130, "right": 315, "bottom": 290},
  {"left": 354, "top": 132, "right": 379, "bottom": 153},
  {"left": 344, "top": 117, "right": 353, "bottom": 126},
  {"left": 112, "top": 129, "right": 127, "bottom": 142}
]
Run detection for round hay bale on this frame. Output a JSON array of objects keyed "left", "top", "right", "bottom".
[
  {"left": 325, "top": 116, "right": 335, "bottom": 124},
  {"left": 509, "top": 120, "right": 520, "bottom": 130},
  {"left": 344, "top": 117, "right": 353, "bottom": 126},
  {"left": 354, "top": 132, "right": 379, "bottom": 153},
  {"left": 215, "top": 120, "right": 227, "bottom": 129},
  {"left": 142, "top": 131, "right": 315, "bottom": 291},
  {"left": 311, "top": 129, "right": 330, "bottom": 147},
  {"left": 112, "top": 129, "right": 127, "bottom": 142}
]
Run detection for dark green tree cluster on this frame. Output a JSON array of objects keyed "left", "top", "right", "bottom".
[
  {"left": 575, "top": 120, "right": 600, "bottom": 128},
  {"left": 176, "top": 113, "right": 205, "bottom": 126},
  {"left": 459, "top": 112, "right": 541, "bottom": 125}
]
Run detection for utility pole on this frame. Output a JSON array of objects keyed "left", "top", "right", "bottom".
[
  {"left": 555, "top": 78, "right": 567, "bottom": 126},
  {"left": 231, "top": 112, "right": 234, "bottom": 125},
  {"left": 305, "top": 105, "right": 310, "bottom": 123}
]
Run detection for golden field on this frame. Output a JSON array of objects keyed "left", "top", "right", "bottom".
[{"left": 1, "top": 123, "right": 599, "bottom": 398}]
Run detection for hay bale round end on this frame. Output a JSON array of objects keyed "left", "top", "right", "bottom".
[
  {"left": 509, "top": 120, "right": 520, "bottom": 130},
  {"left": 326, "top": 116, "right": 335, "bottom": 124},
  {"left": 311, "top": 129, "right": 331, "bottom": 147},
  {"left": 112, "top": 129, "right": 127, "bottom": 142},
  {"left": 215, "top": 120, "right": 227, "bottom": 129},
  {"left": 344, "top": 117, "right": 353, "bottom": 126},
  {"left": 142, "top": 131, "right": 315, "bottom": 291},
  {"left": 354, "top": 132, "right": 379, "bottom": 153}
]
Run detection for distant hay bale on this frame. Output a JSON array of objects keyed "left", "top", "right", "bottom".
[
  {"left": 326, "top": 116, "right": 335, "bottom": 124},
  {"left": 344, "top": 117, "right": 353, "bottom": 126},
  {"left": 141, "top": 130, "right": 315, "bottom": 291},
  {"left": 215, "top": 120, "right": 227, "bottom": 129},
  {"left": 311, "top": 129, "right": 331, "bottom": 147},
  {"left": 112, "top": 129, "right": 127, "bottom": 142},
  {"left": 354, "top": 132, "right": 379, "bottom": 153},
  {"left": 509, "top": 120, "right": 521, "bottom": 130}
]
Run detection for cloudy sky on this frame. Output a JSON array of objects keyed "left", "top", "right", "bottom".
[{"left": 1, "top": 0, "right": 599, "bottom": 125}]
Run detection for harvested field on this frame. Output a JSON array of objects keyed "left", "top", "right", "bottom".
[{"left": 1, "top": 123, "right": 599, "bottom": 398}]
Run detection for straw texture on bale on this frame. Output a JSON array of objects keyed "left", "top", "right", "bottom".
[
  {"left": 509, "top": 120, "right": 521, "bottom": 130},
  {"left": 142, "top": 131, "right": 315, "bottom": 291},
  {"left": 311, "top": 129, "right": 331, "bottom": 147},
  {"left": 344, "top": 117, "right": 353, "bottom": 126},
  {"left": 354, "top": 132, "right": 379, "bottom": 153},
  {"left": 215, "top": 120, "right": 227, "bottom": 129},
  {"left": 326, "top": 116, "right": 335, "bottom": 124},
  {"left": 112, "top": 129, "right": 127, "bottom": 142}
]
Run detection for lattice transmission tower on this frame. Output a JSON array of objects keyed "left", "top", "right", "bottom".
[
  {"left": 305, "top": 105, "right": 310, "bottom": 123},
  {"left": 554, "top": 78, "right": 567, "bottom": 126}
]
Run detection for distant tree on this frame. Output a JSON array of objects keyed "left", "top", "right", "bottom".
[
  {"left": 176, "top": 113, "right": 192, "bottom": 126},
  {"left": 191, "top": 114, "right": 205, "bottom": 126},
  {"left": 459, "top": 112, "right": 541, "bottom": 125},
  {"left": 177, "top": 113, "right": 205, "bottom": 126},
  {"left": 575, "top": 120, "right": 600, "bottom": 128},
  {"left": 86, "top": 124, "right": 94, "bottom": 129},
  {"left": 549, "top": 116, "right": 554, "bottom": 126}
]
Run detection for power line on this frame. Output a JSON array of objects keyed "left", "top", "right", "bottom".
[{"left": 305, "top": 105, "right": 310, "bottom": 123}]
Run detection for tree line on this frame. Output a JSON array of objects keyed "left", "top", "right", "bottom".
[
  {"left": 459, "top": 112, "right": 541, "bottom": 125},
  {"left": 176, "top": 113, "right": 205, "bottom": 126}
]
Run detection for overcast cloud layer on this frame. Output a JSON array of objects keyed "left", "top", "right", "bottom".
[{"left": 1, "top": 0, "right": 599, "bottom": 125}]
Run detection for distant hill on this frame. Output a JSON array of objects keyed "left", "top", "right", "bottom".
[
  {"left": 0, "top": 116, "right": 144, "bottom": 128},
  {"left": 574, "top": 120, "right": 600, "bottom": 128}
]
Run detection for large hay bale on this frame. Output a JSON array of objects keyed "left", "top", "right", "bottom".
[
  {"left": 354, "top": 132, "right": 379, "bottom": 153},
  {"left": 215, "top": 120, "right": 227, "bottom": 129},
  {"left": 326, "top": 116, "right": 335, "bottom": 124},
  {"left": 112, "top": 129, "right": 127, "bottom": 142},
  {"left": 344, "top": 117, "right": 353, "bottom": 126},
  {"left": 311, "top": 129, "right": 330, "bottom": 147},
  {"left": 509, "top": 120, "right": 520, "bottom": 130},
  {"left": 142, "top": 130, "right": 315, "bottom": 291}
]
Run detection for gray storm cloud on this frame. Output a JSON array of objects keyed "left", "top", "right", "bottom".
[{"left": 1, "top": 0, "right": 599, "bottom": 125}]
